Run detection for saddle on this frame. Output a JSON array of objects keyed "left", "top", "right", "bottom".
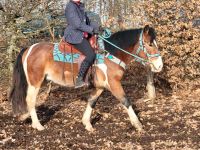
[
  {"left": 56, "top": 36, "right": 99, "bottom": 87},
  {"left": 59, "top": 35, "right": 98, "bottom": 55}
]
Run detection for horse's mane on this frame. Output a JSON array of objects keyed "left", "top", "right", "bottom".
[
  {"left": 148, "top": 27, "right": 156, "bottom": 43},
  {"left": 104, "top": 27, "right": 156, "bottom": 55}
]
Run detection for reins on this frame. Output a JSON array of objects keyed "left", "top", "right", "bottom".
[
  {"left": 98, "top": 35, "right": 149, "bottom": 64},
  {"left": 98, "top": 29, "right": 160, "bottom": 65}
]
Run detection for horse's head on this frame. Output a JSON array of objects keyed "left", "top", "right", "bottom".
[{"left": 136, "top": 25, "right": 163, "bottom": 72}]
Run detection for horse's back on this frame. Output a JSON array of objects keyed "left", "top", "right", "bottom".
[{"left": 22, "top": 42, "right": 53, "bottom": 62}]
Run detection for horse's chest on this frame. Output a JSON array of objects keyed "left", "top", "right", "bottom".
[
  {"left": 95, "top": 64, "right": 108, "bottom": 86},
  {"left": 95, "top": 64, "right": 124, "bottom": 88}
]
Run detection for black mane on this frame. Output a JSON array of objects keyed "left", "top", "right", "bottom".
[
  {"left": 104, "top": 27, "right": 156, "bottom": 55},
  {"left": 148, "top": 27, "right": 157, "bottom": 43}
]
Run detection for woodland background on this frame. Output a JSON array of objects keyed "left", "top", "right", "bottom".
[
  {"left": 0, "top": 0, "right": 200, "bottom": 149},
  {"left": 0, "top": 0, "right": 199, "bottom": 92}
]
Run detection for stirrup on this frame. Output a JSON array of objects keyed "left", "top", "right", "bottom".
[{"left": 75, "top": 82, "right": 86, "bottom": 88}]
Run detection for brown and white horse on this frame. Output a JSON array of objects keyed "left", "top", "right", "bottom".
[{"left": 9, "top": 25, "right": 163, "bottom": 132}]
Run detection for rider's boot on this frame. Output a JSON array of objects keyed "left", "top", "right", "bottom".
[{"left": 75, "top": 60, "right": 90, "bottom": 88}]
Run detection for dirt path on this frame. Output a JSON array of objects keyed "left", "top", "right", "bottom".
[{"left": 0, "top": 82, "right": 199, "bottom": 149}]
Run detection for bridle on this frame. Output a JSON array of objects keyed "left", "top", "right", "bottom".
[{"left": 134, "top": 30, "right": 160, "bottom": 65}]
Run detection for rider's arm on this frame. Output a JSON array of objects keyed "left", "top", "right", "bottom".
[{"left": 65, "top": 3, "right": 94, "bottom": 34}]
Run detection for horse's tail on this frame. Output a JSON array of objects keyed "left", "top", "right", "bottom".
[{"left": 9, "top": 48, "right": 28, "bottom": 115}]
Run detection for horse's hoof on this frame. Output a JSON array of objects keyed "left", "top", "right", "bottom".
[
  {"left": 32, "top": 124, "right": 45, "bottom": 131},
  {"left": 137, "top": 127, "right": 144, "bottom": 133},
  {"left": 133, "top": 122, "right": 144, "bottom": 133},
  {"left": 18, "top": 113, "right": 30, "bottom": 121},
  {"left": 85, "top": 125, "right": 95, "bottom": 133}
]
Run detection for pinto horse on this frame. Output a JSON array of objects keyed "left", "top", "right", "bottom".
[{"left": 10, "top": 25, "right": 163, "bottom": 132}]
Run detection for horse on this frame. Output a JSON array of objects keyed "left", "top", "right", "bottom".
[{"left": 9, "top": 25, "right": 163, "bottom": 132}]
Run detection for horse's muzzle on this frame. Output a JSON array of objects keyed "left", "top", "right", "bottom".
[{"left": 150, "top": 56, "right": 163, "bottom": 72}]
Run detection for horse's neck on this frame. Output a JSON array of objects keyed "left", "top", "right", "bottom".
[
  {"left": 115, "top": 45, "right": 136, "bottom": 65},
  {"left": 108, "top": 29, "right": 141, "bottom": 65}
]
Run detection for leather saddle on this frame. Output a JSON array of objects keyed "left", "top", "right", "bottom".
[{"left": 59, "top": 35, "right": 98, "bottom": 54}]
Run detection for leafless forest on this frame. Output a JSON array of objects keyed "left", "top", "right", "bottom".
[{"left": 0, "top": 0, "right": 200, "bottom": 149}]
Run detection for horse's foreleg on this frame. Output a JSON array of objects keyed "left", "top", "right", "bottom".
[
  {"left": 109, "top": 81, "right": 143, "bottom": 131},
  {"left": 123, "top": 97, "right": 143, "bottom": 131},
  {"left": 26, "top": 85, "right": 44, "bottom": 131},
  {"left": 146, "top": 68, "right": 156, "bottom": 100},
  {"left": 82, "top": 88, "right": 104, "bottom": 132}
]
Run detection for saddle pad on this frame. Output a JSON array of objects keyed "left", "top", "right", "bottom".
[
  {"left": 53, "top": 43, "right": 80, "bottom": 63},
  {"left": 53, "top": 43, "right": 105, "bottom": 64}
]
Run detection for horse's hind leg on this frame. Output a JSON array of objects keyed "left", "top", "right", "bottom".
[
  {"left": 26, "top": 85, "right": 44, "bottom": 130},
  {"left": 109, "top": 81, "right": 143, "bottom": 131},
  {"left": 19, "top": 112, "right": 30, "bottom": 121},
  {"left": 82, "top": 88, "right": 104, "bottom": 132}
]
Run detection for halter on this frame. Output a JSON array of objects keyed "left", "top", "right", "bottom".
[{"left": 135, "top": 30, "right": 160, "bottom": 65}]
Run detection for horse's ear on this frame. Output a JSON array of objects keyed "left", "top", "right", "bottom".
[{"left": 144, "top": 25, "right": 150, "bottom": 34}]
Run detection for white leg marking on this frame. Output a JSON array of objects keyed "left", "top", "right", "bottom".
[
  {"left": 27, "top": 85, "right": 44, "bottom": 131},
  {"left": 146, "top": 70, "right": 156, "bottom": 100},
  {"left": 147, "top": 83, "right": 156, "bottom": 100},
  {"left": 82, "top": 89, "right": 103, "bottom": 132},
  {"left": 126, "top": 106, "right": 143, "bottom": 131},
  {"left": 23, "top": 43, "right": 39, "bottom": 83},
  {"left": 82, "top": 104, "right": 94, "bottom": 132}
]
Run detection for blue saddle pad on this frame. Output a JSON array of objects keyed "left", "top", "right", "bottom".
[
  {"left": 53, "top": 43, "right": 105, "bottom": 64},
  {"left": 53, "top": 43, "right": 80, "bottom": 63}
]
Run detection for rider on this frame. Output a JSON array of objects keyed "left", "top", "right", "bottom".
[{"left": 64, "top": 0, "right": 100, "bottom": 88}]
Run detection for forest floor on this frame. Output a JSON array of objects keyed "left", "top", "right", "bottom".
[{"left": 0, "top": 65, "right": 200, "bottom": 150}]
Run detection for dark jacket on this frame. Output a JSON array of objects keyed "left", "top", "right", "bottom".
[{"left": 64, "top": 1, "right": 97, "bottom": 44}]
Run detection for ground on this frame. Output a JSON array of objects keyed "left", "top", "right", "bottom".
[{"left": 0, "top": 66, "right": 200, "bottom": 150}]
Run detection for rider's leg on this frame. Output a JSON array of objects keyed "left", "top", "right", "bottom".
[{"left": 73, "top": 38, "right": 96, "bottom": 88}]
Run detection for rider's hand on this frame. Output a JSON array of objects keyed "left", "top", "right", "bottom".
[
  {"left": 93, "top": 26, "right": 105, "bottom": 35},
  {"left": 93, "top": 28, "right": 100, "bottom": 35},
  {"left": 99, "top": 26, "right": 105, "bottom": 33}
]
